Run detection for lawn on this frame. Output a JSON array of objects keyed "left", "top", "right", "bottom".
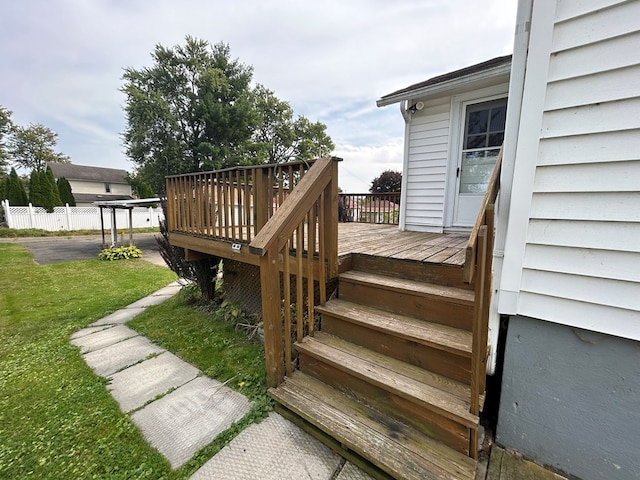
[{"left": 0, "top": 243, "right": 268, "bottom": 479}]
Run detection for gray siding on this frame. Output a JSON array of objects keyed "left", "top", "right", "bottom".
[{"left": 497, "top": 316, "right": 640, "bottom": 480}]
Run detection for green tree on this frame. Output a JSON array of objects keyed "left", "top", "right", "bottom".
[
  {"left": 29, "top": 169, "right": 46, "bottom": 208},
  {"left": 370, "top": 170, "right": 402, "bottom": 194},
  {"left": 249, "top": 85, "right": 333, "bottom": 164},
  {"left": 56, "top": 176, "right": 75, "bottom": 206},
  {"left": 0, "top": 106, "right": 13, "bottom": 174},
  {"left": 6, "top": 167, "right": 28, "bottom": 205},
  {"left": 44, "top": 166, "right": 62, "bottom": 211},
  {"left": 8, "top": 123, "right": 69, "bottom": 172},
  {"left": 122, "top": 36, "right": 255, "bottom": 193},
  {"left": 126, "top": 172, "right": 156, "bottom": 199}
]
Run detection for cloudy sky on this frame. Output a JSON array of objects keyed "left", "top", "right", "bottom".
[{"left": 1, "top": 0, "right": 517, "bottom": 193}]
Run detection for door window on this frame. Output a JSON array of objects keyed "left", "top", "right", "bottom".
[{"left": 459, "top": 99, "right": 506, "bottom": 194}]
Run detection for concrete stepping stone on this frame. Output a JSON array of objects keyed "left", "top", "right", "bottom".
[
  {"left": 70, "top": 324, "right": 114, "bottom": 340},
  {"left": 107, "top": 352, "right": 200, "bottom": 413},
  {"left": 336, "top": 462, "right": 375, "bottom": 480},
  {"left": 90, "top": 307, "right": 147, "bottom": 326},
  {"left": 83, "top": 336, "right": 165, "bottom": 377},
  {"left": 131, "top": 376, "right": 252, "bottom": 469},
  {"left": 190, "top": 412, "right": 342, "bottom": 480},
  {"left": 71, "top": 324, "right": 138, "bottom": 353}
]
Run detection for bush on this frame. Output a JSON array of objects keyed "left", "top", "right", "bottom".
[
  {"left": 155, "top": 199, "right": 221, "bottom": 303},
  {"left": 98, "top": 246, "right": 143, "bottom": 261}
]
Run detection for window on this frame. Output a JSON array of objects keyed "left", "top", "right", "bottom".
[
  {"left": 104, "top": 183, "right": 111, "bottom": 193},
  {"left": 459, "top": 98, "right": 507, "bottom": 194}
]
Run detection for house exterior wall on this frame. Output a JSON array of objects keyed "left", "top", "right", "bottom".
[
  {"left": 402, "top": 96, "right": 451, "bottom": 232},
  {"left": 496, "top": 316, "right": 640, "bottom": 480},
  {"left": 499, "top": 0, "right": 640, "bottom": 341},
  {"left": 496, "top": 1, "right": 640, "bottom": 479},
  {"left": 68, "top": 179, "right": 132, "bottom": 196}
]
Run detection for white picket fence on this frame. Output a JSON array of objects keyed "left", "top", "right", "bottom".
[{"left": 1, "top": 200, "right": 164, "bottom": 231}]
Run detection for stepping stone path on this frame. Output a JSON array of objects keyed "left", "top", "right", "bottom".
[{"left": 71, "top": 281, "right": 374, "bottom": 478}]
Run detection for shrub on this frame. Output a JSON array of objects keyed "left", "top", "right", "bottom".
[
  {"left": 155, "top": 199, "right": 221, "bottom": 303},
  {"left": 98, "top": 245, "right": 143, "bottom": 261}
]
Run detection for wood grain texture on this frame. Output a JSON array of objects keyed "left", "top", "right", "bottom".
[{"left": 269, "top": 371, "right": 476, "bottom": 480}]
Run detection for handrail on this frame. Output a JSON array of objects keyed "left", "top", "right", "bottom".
[
  {"left": 250, "top": 156, "right": 340, "bottom": 387},
  {"left": 165, "top": 160, "right": 314, "bottom": 244},
  {"left": 464, "top": 145, "right": 502, "bottom": 459},
  {"left": 463, "top": 147, "right": 502, "bottom": 283},
  {"left": 249, "top": 157, "right": 335, "bottom": 256}
]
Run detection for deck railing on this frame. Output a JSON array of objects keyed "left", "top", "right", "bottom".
[
  {"left": 338, "top": 193, "right": 400, "bottom": 225},
  {"left": 165, "top": 160, "right": 315, "bottom": 244},
  {"left": 249, "top": 157, "right": 340, "bottom": 387},
  {"left": 464, "top": 146, "right": 502, "bottom": 459}
]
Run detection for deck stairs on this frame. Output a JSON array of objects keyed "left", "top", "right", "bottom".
[{"left": 269, "top": 254, "right": 483, "bottom": 480}]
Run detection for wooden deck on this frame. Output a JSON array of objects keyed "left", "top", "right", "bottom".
[{"left": 338, "top": 223, "right": 469, "bottom": 266}]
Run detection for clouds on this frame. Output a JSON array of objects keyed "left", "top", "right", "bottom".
[{"left": 0, "top": 0, "right": 517, "bottom": 192}]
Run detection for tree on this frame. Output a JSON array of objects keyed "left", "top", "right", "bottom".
[
  {"left": 6, "top": 167, "right": 28, "bottom": 205},
  {"left": 57, "top": 177, "right": 75, "bottom": 206},
  {"left": 249, "top": 85, "right": 334, "bottom": 164},
  {"left": 122, "top": 37, "right": 335, "bottom": 194},
  {"left": 8, "top": 123, "right": 69, "bottom": 172},
  {"left": 28, "top": 169, "right": 46, "bottom": 208},
  {"left": 122, "top": 36, "right": 256, "bottom": 193},
  {"left": 370, "top": 170, "right": 402, "bottom": 194},
  {"left": 28, "top": 167, "right": 61, "bottom": 212},
  {"left": 126, "top": 172, "right": 155, "bottom": 199},
  {"left": 0, "top": 106, "right": 13, "bottom": 174}
]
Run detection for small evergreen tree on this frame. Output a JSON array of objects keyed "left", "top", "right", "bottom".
[
  {"left": 29, "top": 169, "right": 46, "bottom": 208},
  {"left": 7, "top": 168, "right": 28, "bottom": 205},
  {"left": 57, "top": 176, "right": 75, "bottom": 206},
  {"left": 44, "top": 166, "right": 62, "bottom": 211}
]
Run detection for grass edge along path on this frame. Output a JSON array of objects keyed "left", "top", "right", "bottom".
[
  {"left": 0, "top": 243, "right": 179, "bottom": 479},
  {"left": 128, "top": 289, "right": 271, "bottom": 475}
]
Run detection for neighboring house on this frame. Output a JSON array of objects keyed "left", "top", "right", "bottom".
[
  {"left": 48, "top": 162, "right": 133, "bottom": 206},
  {"left": 378, "top": 1, "right": 640, "bottom": 479}
]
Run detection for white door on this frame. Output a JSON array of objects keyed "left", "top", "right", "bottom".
[{"left": 453, "top": 98, "right": 507, "bottom": 226}]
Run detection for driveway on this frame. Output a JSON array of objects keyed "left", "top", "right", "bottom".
[{"left": 0, "top": 233, "right": 166, "bottom": 266}]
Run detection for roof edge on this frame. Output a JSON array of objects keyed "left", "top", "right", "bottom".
[{"left": 377, "top": 55, "right": 512, "bottom": 107}]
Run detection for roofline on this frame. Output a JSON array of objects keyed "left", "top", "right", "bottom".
[{"left": 376, "top": 58, "right": 512, "bottom": 107}]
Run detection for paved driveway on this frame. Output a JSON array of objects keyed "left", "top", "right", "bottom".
[{"left": 0, "top": 233, "right": 166, "bottom": 266}]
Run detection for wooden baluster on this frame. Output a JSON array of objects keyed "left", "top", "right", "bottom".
[
  {"left": 230, "top": 171, "right": 237, "bottom": 240},
  {"left": 318, "top": 192, "right": 327, "bottom": 304},
  {"left": 307, "top": 207, "right": 316, "bottom": 335},
  {"left": 296, "top": 222, "right": 304, "bottom": 342},
  {"left": 236, "top": 169, "right": 243, "bottom": 241},
  {"left": 284, "top": 238, "right": 292, "bottom": 375}
]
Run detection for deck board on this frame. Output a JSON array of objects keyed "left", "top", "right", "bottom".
[{"left": 338, "top": 223, "right": 468, "bottom": 267}]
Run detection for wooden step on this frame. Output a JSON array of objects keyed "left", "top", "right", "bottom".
[
  {"left": 317, "top": 299, "right": 472, "bottom": 384},
  {"left": 339, "top": 270, "right": 474, "bottom": 330},
  {"left": 350, "top": 253, "right": 472, "bottom": 290},
  {"left": 270, "top": 370, "right": 477, "bottom": 480}
]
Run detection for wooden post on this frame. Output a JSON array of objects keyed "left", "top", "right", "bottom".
[
  {"left": 260, "top": 245, "right": 284, "bottom": 387},
  {"left": 323, "top": 158, "right": 339, "bottom": 278},
  {"left": 99, "top": 206, "right": 106, "bottom": 248},
  {"left": 255, "top": 167, "right": 271, "bottom": 232}
]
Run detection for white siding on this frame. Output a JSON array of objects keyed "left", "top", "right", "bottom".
[
  {"left": 403, "top": 97, "right": 450, "bottom": 231},
  {"left": 503, "top": 0, "right": 640, "bottom": 340},
  {"left": 69, "top": 179, "right": 132, "bottom": 196}
]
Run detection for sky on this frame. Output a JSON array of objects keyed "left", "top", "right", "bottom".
[{"left": 0, "top": 0, "right": 517, "bottom": 193}]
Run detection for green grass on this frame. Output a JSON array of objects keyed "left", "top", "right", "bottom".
[
  {"left": 0, "top": 227, "right": 159, "bottom": 238},
  {"left": 0, "top": 244, "right": 270, "bottom": 479},
  {"left": 0, "top": 244, "right": 177, "bottom": 479}
]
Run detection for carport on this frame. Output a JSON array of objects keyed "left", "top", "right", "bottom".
[{"left": 94, "top": 198, "right": 161, "bottom": 248}]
